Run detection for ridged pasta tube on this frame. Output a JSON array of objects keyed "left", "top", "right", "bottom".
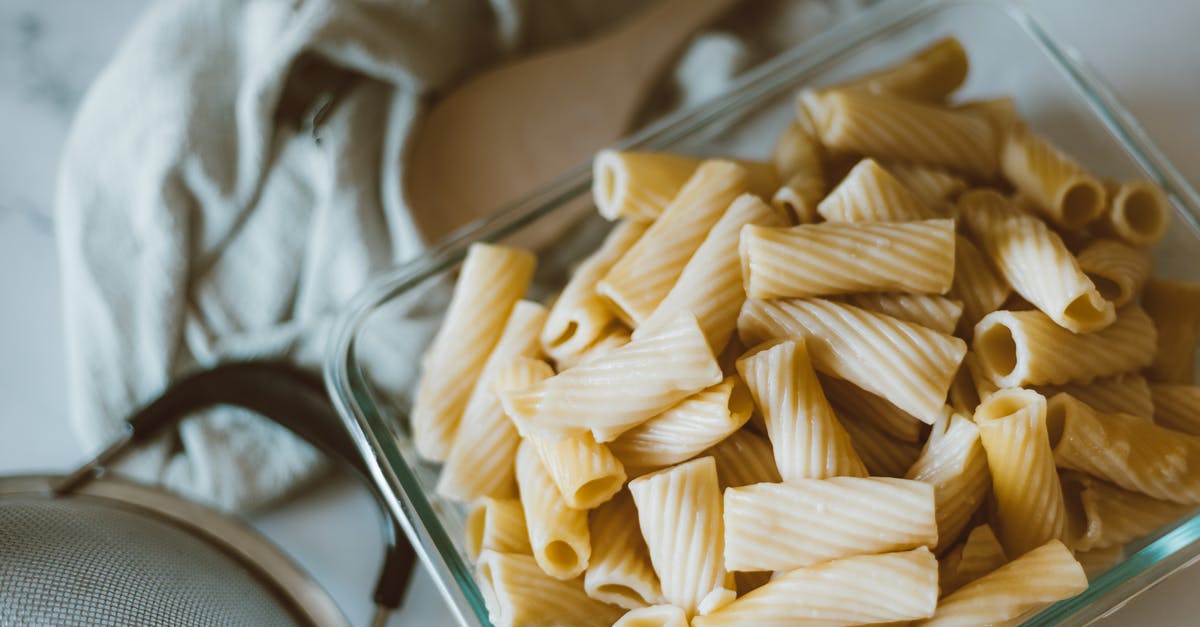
[
  {"left": 949, "top": 233, "right": 1010, "bottom": 335},
  {"left": 465, "top": 497, "right": 531, "bottom": 561},
  {"left": 973, "top": 306, "right": 1157, "bottom": 387},
  {"left": 598, "top": 161, "right": 749, "bottom": 325},
  {"left": 592, "top": 150, "right": 707, "bottom": 221},
  {"left": 1095, "top": 179, "right": 1171, "bottom": 247},
  {"left": 438, "top": 301, "right": 547, "bottom": 501},
  {"left": 736, "top": 339, "right": 867, "bottom": 480},
  {"left": 477, "top": 550, "right": 623, "bottom": 627},
  {"left": 1060, "top": 471, "right": 1190, "bottom": 552},
  {"left": 738, "top": 297, "right": 967, "bottom": 424},
  {"left": 723, "top": 477, "right": 937, "bottom": 571},
  {"left": 741, "top": 219, "right": 955, "bottom": 299},
  {"left": 836, "top": 411, "right": 924, "bottom": 478},
  {"left": 1047, "top": 393, "right": 1200, "bottom": 504},
  {"left": 693, "top": 548, "right": 939, "bottom": 627},
  {"left": 914, "top": 540, "right": 1087, "bottom": 627},
  {"left": 514, "top": 439, "right": 590, "bottom": 579},
  {"left": 1142, "top": 277, "right": 1200, "bottom": 383},
  {"left": 613, "top": 605, "right": 689, "bottom": 627},
  {"left": 769, "top": 122, "right": 824, "bottom": 223},
  {"left": 841, "top": 292, "right": 963, "bottom": 335},
  {"left": 502, "top": 312, "right": 722, "bottom": 442},
  {"left": 1076, "top": 239, "right": 1151, "bottom": 308},
  {"left": 836, "top": 36, "right": 968, "bottom": 102},
  {"left": 817, "top": 158, "right": 936, "bottom": 222},
  {"left": 960, "top": 189, "right": 1113, "bottom": 333},
  {"left": 411, "top": 243, "right": 535, "bottom": 460},
  {"left": 1034, "top": 373, "right": 1153, "bottom": 420},
  {"left": 974, "top": 388, "right": 1067, "bottom": 557},
  {"left": 628, "top": 456, "right": 726, "bottom": 618},
  {"left": 704, "top": 428, "right": 781, "bottom": 489},
  {"left": 585, "top": 491, "right": 663, "bottom": 609},
  {"left": 818, "top": 374, "right": 926, "bottom": 442},
  {"left": 524, "top": 428, "right": 626, "bottom": 511},
  {"left": 956, "top": 97, "right": 1018, "bottom": 134},
  {"left": 888, "top": 161, "right": 966, "bottom": 213},
  {"left": 938, "top": 524, "right": 1007, "bottom": 596},
  {"left": 999, "top": 123, "right": 1106, "bottom": 228},
  {"left": 906, "top": 412, "right": 990, "bottom": 553},
  {"left": 1151, "top": 383, "right": 1200, "bottom": 435},
  {"left": 802, "top": 88, "right": 997, "bottom": 178}
]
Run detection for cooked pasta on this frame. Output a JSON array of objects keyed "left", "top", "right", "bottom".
[
  {"left": 816, "top": 158, "right": 936, "bottom": 222},
  {"left": 477, "top": 550, "right": 623, "bottom": 627},
  {"left": 914, "top": 540, "right": 1087, "bottom": 627},
  {"left": 704, "top": 428, "right": 782, "bottom": 489},
  {"left": 523, "top": 428, "right": 626, "bottom": 510},
  {"left": 963, "top": 351, "right": 999, "bottom": 403},
  {"left": 502, "top": 312, "right": 722, "bottom": 442},
  {"left": 1142, "top": 277, "right": 1200, "bottom": 383},
  {"left": 723, "top": 477, "right": 936, "bottom": 571},
  {"left": 955, "top": 97, "right": 1018, "bottom": 134},
  {"left": 959, "top": 189, "right": 1113, "bottom": 333},
  {"left": 906, "top": 412, "right": 990, "bottom": 553},
  {"left": 1096, "top": 179, "right": 1171, "bottom": 247},
  {"left": 1060, "top": 471, "right": 1190, "bottom": 553},
  {"left": 738, "top": 297, "right": 967, "bottom": 424},
  {"left": 697, "top": 587, "right": 738, "bottom": 616},
  {"left": 598, "top": 160, "right": 749, "bottom": 325},
  {"left": 1034, "top": 373, "right": 1153, "bottom": 420},
  {"left": 818, "top": 374, "right": 926, "bottom": 442},
  {"left": 769, "top": 121, "right": 825, "bottom": 223},
  {"left": 613, "top": 605, "right": 689, "bottom": 627},
  {"left": 466, "top": 497, "right": 531, "bottom": 561},
  {"left": 837, "top": 410, "right": 924, "bottom": 478},
  {"left": 974, "top": 306, "right": 1156, "bottom": 388},
  {"left": 1075, "top": 239, "right": 1151, "bottom": 308},
  {"left": 608, "top": 377, "right": 753, "bottom": 472},
  {"left": 566, "top": 325, "right": 631, "bottom": 369},
  {"left": 841, "top": 292, "right": 963, "bottom": 335},
  {"left": 628, "top": 456, "right": 726, "bottom": 618},
  {"left": 836, "top": 37, "right": 968, "bottom": 102},
  {"left": 771, "top": 174, "right": 823, "bottom": 224},
  {"left": 514, "top": 439, "right": 590, "bottom": 579},
  {"left": 592, "top": 150, "right": 709, "bottom": 221},
  {"left": 887, "top": 161, "right": 966, "bottom": 213},
  {"left": 1151, "top": 383, "right": 1200, "bottom": 435},
  {"left": 411, "top": 243, "right": 536, "bottom": 460},
  {"left": 974, "top": 388, "right": 1067, "bottom": 557},
  {"left": 585, "top": 491, "right": 663, "bottom": 609},
  {"left": 693, "top": 548, "right": 939, "bottom": 627},
  {"left": 737, "top": 339, "right": 867, "bottom": 480},
  {"left": 949, "top": 233, "right": 1011, "bottom": 335},
  {"left": 938, "top": 524, "right": 1007, "bottom": 596},
  {"left": 999, "top": 123, "right": 1106, "bottom": 229}
]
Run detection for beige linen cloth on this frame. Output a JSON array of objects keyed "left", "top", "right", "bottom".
[{"left": 56, "top": 0, "right": 866, "bottom": 510}]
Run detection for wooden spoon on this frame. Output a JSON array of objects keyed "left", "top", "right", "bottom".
[{"left": 405, "top": 0, "right": 739, "bottom": 243}]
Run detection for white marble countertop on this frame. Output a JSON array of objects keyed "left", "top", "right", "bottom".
[{"left": 2, "top": 1, "right": 1199, "bottom": 625}]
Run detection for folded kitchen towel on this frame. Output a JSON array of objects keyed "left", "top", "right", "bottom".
[{"left": 57, "top": 0, "right": 866, "bottom": 510}]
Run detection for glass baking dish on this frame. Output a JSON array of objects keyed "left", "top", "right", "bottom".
[{"left": 325, "top": 0, "right": 1200, "bottom": 624}]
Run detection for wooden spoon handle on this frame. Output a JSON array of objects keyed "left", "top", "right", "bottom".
[{"left": 606, "top": 0, "right": 741, "bottom": 90}]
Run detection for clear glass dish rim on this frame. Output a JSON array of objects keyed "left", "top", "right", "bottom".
[{"left": 324, "top": 1, "right": 1200, "bottom": 625}]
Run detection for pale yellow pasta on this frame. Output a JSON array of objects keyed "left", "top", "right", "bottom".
[
  {"left": 693, "top": 548, "right": 939, "bottom": 627},
  {"left": 887, "top": 161, "right": 967, "bottom": 213},
  {"left": 541, "top": 219, "right": 647, "bottom": 364},
  {"left": 1075, "top": 238, "right": 1151, "bottom": 308},
  {"left": 906, "top": 412, "right": 990, "bottom": 553},
  {"left": 770, "top": 122, "right": 825, "bottom": 223},
  {"left": 949, "top": 233, "right": 1011, "bottom": 335},
  {"left": 946, "top": 364, "right": 980, "bottom": 417},
  {"left": 1142, "top": 277, "right": 1200, "bottom": 383},
  {"left": 974, "top": 388, "right": 1067, "bottom": 557},
  {"left": 802, "top": 88, "right": 997, "bottom": 178},
  {"left": 598, "top": 161, "right": 749, "bottom": 325},
  {"left": 818, "top": 374, "right": 926, "bottom": 442},
  {"left": 411, "top": 243, "right": 536, "bottom": 460},
  {"left": 837, "top": 410, "right": 924, "bottom": 478},
  {"left": 502, "top": 312, "right": 722, "bottom": 442},
  {"left": 1096, "top": 179, "right": 1171, "bottom": 247},
  {"left": 938, "top": 524, "right": 1007, "bottom": 596},
  {"left": 736, "top": 339, "right": 867, "bottom": 480},
  {"left": 477, "top": 550, "right": 623, "bottom": 627},
  {"left": 565, "top": 325, "right": 631, "bottom": 369},
  {"left": 964, "top": 351, "right": 999, "bottom": 402},
  {"left": 914, "top": 540, "right": 1086, "bottom": 627},
  {"left": 723, "top": 477, "right": 936, "bottom": 571},
  {"left": 771, "top": 174, "right": 822, "bottom": 224},
  {"left": 697, "top": 587, "right": 738, "bottom": 616},
  {"left": 585, "top": 491, "right": 663, "bottom": 609},
  {"left": 973, "top": 306, "right": 1157, "bottom": 387},
  {"left": 613, "top": 605, "right": 689, "bottom": 627},
  {"left": 608, "top": 377, "right": 753, "bottom": 472},
  {"left": 959, "top": 189, "right": 1113, "bottom": 332},
  {"left": 628, "top": 456, "right": 726, "bottom": 618},
  {"left": 836, "top": 36, "right": 968, "bottom": 102},
  {"left": 1047, "top": 393, "right": 1200, "bottom": 504},
  {"left": 841, "top": 292, "right": 963, "bottom": 335},
  {"left": 817, "top": 158, "right": 936, "bottom": 222},
  {"left": 438, "top": 301, "right": 547, "bottom": 502},
  {"left": 741, "top": 219, "right": 956, "bottom": 299},
  {"left": 704, "top": 428, "right": 782, "bottom": 489},
  {"left": 739, "top": 297, "right": 967, "bottom": 424},
  {"left": 592, "top": 150, "right": 708, "bottom": 221},
  {"left": 1000, "top": 123, "right": 1106, "bottom": 229},
  {"left": 514, "top": 439, "right": 590, "bottom": 579},
  {"left": 466, "top": 497, "right": 531, "bottom": 561},
  {"left": 955, "top": 97, "right": 1018, "bottom": 133},
  {"left": 1060, "top": 471, "right": 1190, "bottom": 553},
  {"left": 1034, "top": 373, "right": 1153, "bottom": 420},
  {"left": 523, "top": 428, "right": 626, "bottom": 510},
  {"left": 1151, "top": 383, "right": 1200, "bottom": 435},
  {"left": 635, "top": 193, "right": 785, "bottom": 352}
]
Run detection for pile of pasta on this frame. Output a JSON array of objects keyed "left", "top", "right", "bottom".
[{"left": 409, "top": 36, "right": 1200, "bottom": 627}]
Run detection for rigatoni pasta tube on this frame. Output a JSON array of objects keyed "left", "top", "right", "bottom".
[
  {"left": 1060, "top": 471, "right": 1190, "bottom": 552},
  {"left": 738, "top": 297, "right": 967, "bottom": 424},
  {"left": 1047, "top": 393, "right": 1200, "bottom": 504},
  {"left": 819, "top": 374, "right": 926, "bottom": 442},
  {"left": 693, "top": 548, "right": 939, "bottom": 627},
  {"left": 598, "top": 161, "right": 749, "bottom": 326},
  {"left": 888, "top": 161, "right": 966, "bottom": 212},
  {"left": 1096, "top": 179, "right": 1171, "bottom": 247},
  {"left": 502, "top": 312, "right": 722, "bottom": 442},
  {"left": 1034, "top": 373, "right": 1153, "bottom": 420},
  {"left": 438, "top": 301, "right": 546, "bottom": 502},
  {"left": 974, "top": 389, "right": 1067, "bottom": 557},
  {"left": 906, "top": 412, "right": 990, "bottom": 553},
  {"left": 477, "top": 551, "right": 622, "bottom": 627},
  {"left": 466, "top": 497, "right": 531, "bottom": 561},
  {"left": 959, "top": 189, "right": 1113, "bottom": 333},
  {"left": 737, "top": 339, "right": 867, "bottom": 480},
  {"left": 1142, "top": 277, "right": 1200, "bottom": 383},
  {"left": 816, "top": 158, "right": 936, "bottom": 222},
  {"left": 523, "top": 428, "right": 626, "bottom": 511},
  {"left": 1076, "top": 238, "right": 1152, "bottom": 308},
  {"left": 723, "top": 477, "right": 936, "bottom": 571},
  {"left": 999, "top": 123, "right": 1106, "bottom": 229},
  {"left": 585, "top": 491, "right": 663, "bottom": 609},
  {"left": 514, "top": 439, "right": 590, "bottom": 579},
  {"left": 704, "top": 429, "right": 781, "bottom": 489},
  {"left": 949, "top": 233, "right": 1010, "bottom": 335},
  {"left": 837, "top": 36, "right": 968, "bottom": 102},
  {"left": 410, "top": 243, "right": 535, "bottom": 460},
  {"left": 973, "top": 306, "right": 1156, "bottom": 387},
  {"left": 741, "top": 219, "right": 955, "bottom": 299},
  {"left": 841, "top": 292, "right": 963, "bottom": 335},
  {"left": 635, "top": 193, "right": 785, "bottom": 351},
  {"left": 628, "top": 456, "right": 726, "bottom": 618},
  {"left": 938, "top": 525, "right": 1007, "bottom": 596},
  {"left": 592, "top": 150, "right": 705, "bottom": 221},
  {"left": 613, "top": 605, "right": 689, "bottom": 627},
  {"left": 769, "top": 122, "right": 824, "bottom": 223},
  {"left": 914, "top": 540, "right": 1086, "bottom": 627},
  {"left": 1151, "top": 383, "right": 1200, "bottom": 435},
  {"left": 955, "top": 97, "right": 1018, "bottom": 134}
]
